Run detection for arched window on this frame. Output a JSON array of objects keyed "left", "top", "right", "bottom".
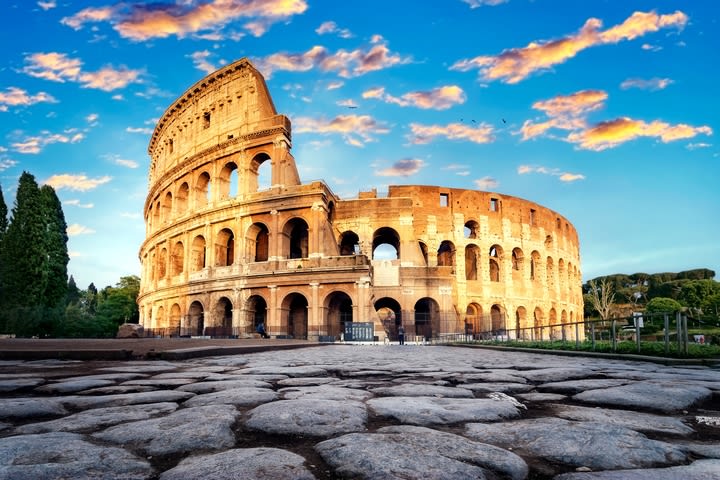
[
  {"left": 218, "top": 162, "right": 239, "bottom": 200},
  {"left": 216, "top": 228, "right": 235, "bottom": 266},
  {"left": 437, "top": 240, "right": 455, "bottom": 268},
  {"left": 191, "top": 235, "right": 206, "bottom": 272},
  {"left": 196, "top": 172, "right": 211, "bottom": 207},
  {"left": 372, "top": 227, "right": 400, "bottom": 260},
  {"left": 284, "top": 218, "right": 309, "bottom": 259},
  {"left": 489, "top": 245, "right": 503, "bottom": 282},
  {"left": 176, "top": 182, "right": 189, "bottom": 215},
  {"left": 465, "top": 244, "right": 479, "bottom": 280},
  {"left": 339, "top": 231, "right": 360, "bottom": 255},
  {"left": 464, "top": 220, "right": 479, "bottom": 239},
  {"left": 248, "top": 223, "right": 269, "bottom": 262},
  {"left": 171, "top": 241, "right": 184, "bottom": 276}
]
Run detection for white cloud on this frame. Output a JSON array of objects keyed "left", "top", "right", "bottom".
[
  {"left": 67, "top": 223, "right": 96, "bottom": 236},
  {"left": 44, "top": 174, "right": 112, "bottom": 191},
  {"left": 474, "top": 176, "right": 499, "bottom": 189}
]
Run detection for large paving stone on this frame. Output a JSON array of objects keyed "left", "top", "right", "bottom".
[
  {"left": 0, "top": 398, "right": 66, "bottom": 420},
  {"left": 35, "top": 378, "right": 117, "bottom": 394},
  {"left": 370, "top": 384, "right": 474, "bottom": 398},
  {"left": 183, "top": 387, "right": 278, "bottom": 407},
  {"left": 280, "top": 385, "right": 373, "bottom": 402},
  {"left": 239, "top": 366, "right": 329, "bottom": 377},
  {"left": 177, "top": 379, "right": 272, "bottom": 393},
  {"left": 93, "top": 404, "right": 240, "bottom": 456},
  {"left": 512, "top": 368, "right": 600, "bottom": 383},
  {"left": 549, "top": 404, "right": 695, "bottom": 436},
  {"left": 554, "top": 458, "right": 720, "bottom": 479},
  {"left": 60, "top": 390, "right": 195, "bottom": 409},
  {"left": 537, "top": 379, "right": 630, "bottom": 395},
  {"left": 16, "top": 402, "right": 179, "bottom": 434},
  {"left": 159, "top": 448, "right": 316, "bottom": 480},
  {"left": 460, "top": 382, "right": 535, "bottom": 394},
  {"left": 466, "top": 417, "right": 686, "bottom": 471},
  {"left": 0, "top": 378, "right": 45, "bottom": 392},
  {"left": 368, "top": 396, "right": 521, "bottom": 426},
  {"left": 245, "top": 399, "right": 366, "bottom": 437},
  {"left": 0, "top": 431, "right": 153, "bottom": 479},
  {"left": 315, "top": 425, "right": 528, "bottom": 480},
  {"left": 573, "top": 382, "right": 713, "bottom": 412}
]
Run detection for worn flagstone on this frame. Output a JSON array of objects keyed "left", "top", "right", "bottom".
[
  {"left": 183, "top": 386, "right": 278, "bottom": 407},
  {"left": 368, "top": 396, "right": 521, "bottom": 425},
  {"left": 245, "top": 399, "right": 367, "bottom": 436},
  {"left": 573, "top": 382, "right": 713, "bottom": 412},
  {"left": 549, "top": 403, "right": 695, "bottom": 435},
  {"left": 554, "top": 459, "right": 720, "bottom": 479}
]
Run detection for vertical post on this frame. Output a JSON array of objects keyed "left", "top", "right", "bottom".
[
  {"left": 676, "top": 311, "right": 682, "bottom": 355},
  {"left": 591, "top": 322, "right": 596, "bottom": 351},
  {"left": 663, "top": 313, "right": 669, "bottom": 356},
  {"left": 611, "top": 318, "right": 617, "bottom": 352},
  {"left": 682, "top": 314, "right": 689, "bottom": 357},
  {"left": 575, "top": 321, "right": 580, "bottom": 349},
  {"left": 635, "top": 320, "right": 641, "bottom": 354}
]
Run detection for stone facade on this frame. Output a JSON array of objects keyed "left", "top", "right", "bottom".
[{"left": 138, "top": 58, "right": 583, "bottom": 342}]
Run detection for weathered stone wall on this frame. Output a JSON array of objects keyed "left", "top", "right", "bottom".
[{"left": 138, "top": 58, "right": 583, "bottom": 342}]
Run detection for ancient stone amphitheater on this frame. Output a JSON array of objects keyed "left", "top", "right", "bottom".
[{"left": 138, "top": 58, "right": 583, "bottom": 342}]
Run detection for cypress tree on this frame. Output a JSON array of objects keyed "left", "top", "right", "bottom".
[
  {"left": 66, "top": 275, "right": 80, "bottom": 306},
  {"left": 0, "top": 184, "right": 7, "bottom": 240},
  {"left": 1, "top": 172, "right": 48, "bottom": 308},
  {"left": 40, "top": 184, "right": 69, "bottom": 308}
]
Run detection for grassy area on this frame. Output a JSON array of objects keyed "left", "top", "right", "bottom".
[{"left": 473, "top": 339, "right": 720, "bottom": 359}]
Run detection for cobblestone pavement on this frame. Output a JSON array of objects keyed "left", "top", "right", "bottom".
[{"left": 1, "top": 344, "right": 719, "bottom": 479}]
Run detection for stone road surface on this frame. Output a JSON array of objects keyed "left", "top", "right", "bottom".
[{"left": 1, "top": 343, "right": 719, "bottom": 479}]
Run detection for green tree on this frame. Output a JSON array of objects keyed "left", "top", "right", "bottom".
[
  {"left": 587, "top": 278, "right": 615, "bottom": 321},
  {"left": 40, "top": 185, "right": 69, "bottom": 308},
  {"left": 677, "top": 280, "right": 720, "bottom": 316},
  {"left": 0, "top": 184, "right": 7, "bottom": 240},
  {"left": 95, "top": 275, "right": 140, "bottom": 329},
  {"left": 645, "top": 297, "right": 683, "bottom": 316},
  {"left": 66, "top": 275, "right": 81, "bottom": 306},
  {"left": 0, "top": 172, "right": 47, "bottom": 310}
]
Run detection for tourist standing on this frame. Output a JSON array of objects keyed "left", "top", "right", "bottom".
[{"left": 398, "top": 324, "right": 405, "bottom": 345}]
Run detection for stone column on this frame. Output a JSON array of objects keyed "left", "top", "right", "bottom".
[{"left": 309, "top": 282, "right": 320, "bottom": 339}]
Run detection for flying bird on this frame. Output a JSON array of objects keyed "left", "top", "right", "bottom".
[
  {"left": 502, "top": 118, "right": 507, "bottom": 124},
  {"left": 348, "top": 106, "right": 357, "bottom": 109}
]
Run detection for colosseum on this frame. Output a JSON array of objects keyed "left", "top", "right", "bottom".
[{"left": 138, "top": 57, "right": 583, "bottom": 343}]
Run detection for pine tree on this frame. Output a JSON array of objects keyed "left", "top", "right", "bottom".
[
  {"left": 40, "top": 185, "right": 69, "bottom": 308},
  {"left": 0, "top": 184, "right": 7, "bottom": 240},
  {"left": 1, "top": 172, "right": 47, "bottom": 308},
  {"left": 66, "top": 275, "right": 80, "bottom": 306}
]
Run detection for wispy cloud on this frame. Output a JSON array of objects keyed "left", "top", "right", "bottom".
[
  {"left": 0, "top": 159, "right": 18, "bottom": 171},
  {"left": 126, "top": 127, "right": 153, "bottom": 135},
  {"left": 620, "top": 77, "right": 673, "bottom": 90},
  {"left": 62, "top": 0, "right": 308, "bottom": 41},
  {"left": 375, "top": 158, "right": 426, "bottom": 177},
  {"left": 362, "top": 85, "right": 465, "bottom": 110},
  {"left": 22, "top": 52, "right": 142, "bottom": 91},
  {"left": 316, "top": 21, "right": 353, "bottom": 39},
  {"left": 44, "top": 174, "right": 112, "bottom": 191},
  {"left": 294, "top": 114, "right": 390, "bottom": 147},
  {"left": 67, "top": 224, "right": 95, "bottom": 236},
  {"left": 114, "top": 158, "right": 139, "bottom": 168},
  {"left": 567, "top": 117, "right": 713, "bottom": 151},
  {"left": 254, "top": 36, "right": 411, "bottom": 78},
  {"left": 0, "top": 87, "right": 57, "bottom": 111},
  {"left": 408, "top": 122, "right": 494, "bottom": 145},
  {"left": 474, "top": 176, "right": 499, "bottom": 189},
  {"left": 461, "top": 0, "right": 508, "bottom": 7},
  {"left": 451, "top": 10, "right": 688, "bottom": 83},
  {"left": 444, "top": 163, "right": 471, "bottom": 176},
  {"left": 518, "top": 165, "right": 585, "bottom": 182},
  {"left": 188, "top": 50, "right": 218, "bottom": 74},
  {"left": 686, "top": 142, "right": 711, "bottom": 150},
  {"left": 336, "top": 99, "right": 358, "bottom": 108},
  {"left": 64, "top": 199, "right": 95, "bottom": 209},
  {"left": 327, "top": 81, "right": 344, "bottom": 91},
  {"left": 12, "top": 130, "right": 85, "bottom": 154},
  {"left": 37, "top": 1, "right": 56, "bottom": 10},
  {"left": 520, "top": 89, "right": 606, "bottom": 140}
]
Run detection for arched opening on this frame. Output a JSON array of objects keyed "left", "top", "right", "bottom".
[
  {"left": 415, "top": 298, "right": 440, "bottom": 341},
  {"left": 153, "top": 200, "right": 161, "bottom": 228},
  {"left": 210, "top": 297, "right": 233, "bottom": 337},
  {"left": 464, "top": 220, "right": 479, "bottom": 239},
  {"left": 437, "top": 240, "right": 455, "bottom": 268},
  {"left": 465, "top": 244, "right": 479, "bottom": 280},
  {"left": 533, "top": 307, "right": 544, "bottom": 341},
  {"left": 325, "top": 291, "right": 353, "bottom": 338},
  {"left": 218, "top": 162, "right": 238, "bottom": 200},
  {"left": 561, "top": 309, "right": 568, "bottom": 341},
  {"left": 155, "top": 306, "right": 165, "bottom": 331},
  {"left": 283, "top": 293, "right": 308, "bottom": 339},
  {"left": 512, "top": 247, "right": 524, "bottom": 280},
  {"left": 195, "top": 171, "right": 211, "bottom": 208},
  {"left": 247, "top": 223, "right": 269, "bottom": 262},
  {"left": 176, "top": 182, "right": 189, "bottom": 215},
  {"left": 549, "top": 308, "right": 558, "bottom": 340},
  {"left": 374, "top": 297, "right": 402, "bottom": 341},
  {"left": 246, "top": 295, "right": 268, "bottom": 337},
  {"left": 251, "top": 153, "right": 272, "bottom": 191},
  {"left": 546, "top": 257, "right": 555, "bottom": 289},
  {"left": 187, "top": 301, "right": 204, "bottom": 336},
  {"left": 162, "top": 192, "right": 172, "bottom": 224},
  {"left": 558, "top": 258, "right": 566, "bottom": 290},
  {"left": 284, "top": 218, "right": 309, "bottom": 259},
  {"left": 465, "top": 302, "right": 483, "bottom": 337},
  {"left": 372, "top": 227, "right": 400, "bottom": 260},
  {"left": 158, "top": 248, "right": 167, "bottom": 279},
  {"left": 489, "top": 244, "right": 503, "bottom": 282},
  {"left": 544, "top": 235, "right": 553, "bottom": 249},
  {"left": 516, "top": 307, "right": 527, "bottom": 340},
  {"left": 170, "top": 304, "right": 181, "bottom": 336},
  {"left": 215, "top": 228, "right": 235, "bottom": 266},
  {"left": 191, "top": 235, "right": 206, "bottom": 272},
  {"left": 491, "top": 304, "right": 505, "bottom": 333},
  {"left": 339, "top": 231, "right": 360, "bottom": 256},
  {"left": 530, "top": 250, "right": 541, "bottom": 282},
  {"left": 171, "top": 241, "right": 184, "bottom": 276},
  {"left": 418, "top": 241, "right": 429, "bottom": 266}
]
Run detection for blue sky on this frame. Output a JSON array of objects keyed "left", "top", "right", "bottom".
[{"left": 0, "top": 0, "right": 718, "bottom": 290}]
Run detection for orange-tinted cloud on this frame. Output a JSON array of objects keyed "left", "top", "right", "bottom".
[
  {"left": 520, "top": 90, "right": 606, "bottom": 140},
  {"left": 255, "top": 39, "right": 411, "bottom": 78},
  {"left": 294, "top": 114, "right": 390, "bottom": 147},
  {"left": 0, "top": 87, "right": 57, "bottom": 111},
  {"left": 567, "top": 117, "right": 712, "bottom": 151},
  {"left": 12, "top": 131, "right": 85, "bottom": 154},
  {"left": 451, "top": 10, "right": 688, "bottom": 83},
  {"left": 408, "top": 122, "right": 494, "bottom": 145},
  {"left": 67, "top": 224, "right": 96, "bottom": 236},
  {"left": 518, "top": 165, "right": 585, "bottom": 182},
  {"left": 316, "top": 21, "right": 353, "bottom": 39},
  {"left": 620, "top": 77, "right": 673, "bottom": 90},
  {"left": 362, "top": 85, "right": 465, "bottom": 110},
  {"left": 188, "top": 50, "right": 218, "bottom": 74},
  {"left": 375, "top": 158, "right": 426, "bottom": 177},
  {"left": 44, "top": 174, "right": 112, "bottom": 191},
  {"left": 23, "top": 52, "right": 142, "bottom": 91},
  {"left": 63, "top": 0, "right": 308, "bottom": 41}
]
